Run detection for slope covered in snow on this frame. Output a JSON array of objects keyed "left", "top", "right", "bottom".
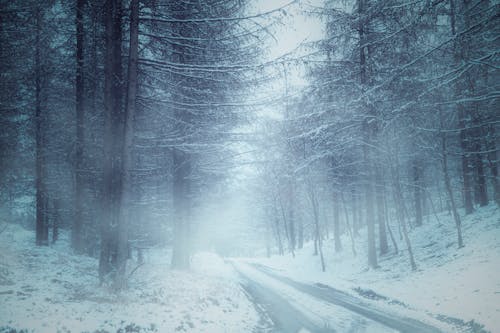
[
  {"left": 251, "top": 204, "right": 500, "bottom": 333},
  {"left": 0, "top": 225, "right": 260, "bottom": 333}
]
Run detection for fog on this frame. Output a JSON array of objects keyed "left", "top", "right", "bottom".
[{"left": 0, "top": 0, "right": 498, "bottom": 332}]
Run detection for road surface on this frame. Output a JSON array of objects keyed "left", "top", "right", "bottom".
[{"left": 232, "top": 261, "right": 444, "bottom": 333}]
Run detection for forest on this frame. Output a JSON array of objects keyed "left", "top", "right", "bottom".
[{"left": 0, "top": 0, "right": 499, "bottom": 332}]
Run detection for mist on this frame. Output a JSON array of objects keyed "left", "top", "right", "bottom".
[{"left": 0, "top": 0, "right": 499, "bottom": 332}]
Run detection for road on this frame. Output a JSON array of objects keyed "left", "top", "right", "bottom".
[{"left": 232, "top": 262, "right": 444, "bottom": 333}]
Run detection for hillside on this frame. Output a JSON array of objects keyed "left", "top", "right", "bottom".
[{"left": 251, "top": 204, "right": 500, "bottom": 332}]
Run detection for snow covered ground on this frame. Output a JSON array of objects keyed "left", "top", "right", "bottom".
[
  {"left": 0, "top": 226, "right": 259, "bottom": 333},
  {"left": 0, "top": 204, "right": 498, "bottom": 333},
  {"left": 250, "top": 204, "right": 500, "bottom": 333}
]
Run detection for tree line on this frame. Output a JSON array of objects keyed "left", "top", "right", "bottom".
[
  {"left": 252, "top": 0, "right": 498, "bottom": 271},
  {"left": 0, "top": 0, "right": 279, "bottom": 288},
  {"left": 0, "top": 0, "right": 498, "bottom": 284}
]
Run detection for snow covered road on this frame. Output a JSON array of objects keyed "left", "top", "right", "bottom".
[
  {"left": 232, "top": 261, "right": 412, "bottom": 333},
  {"left": 244, "top": 262, "right": 446, "bottom": 333}
]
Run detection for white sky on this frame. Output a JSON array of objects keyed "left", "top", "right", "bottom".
[
  {"left": 233, "top": 0, "right": 327, "bottom": 167},
  {"left": 251, "top": 0, "right": 325, "bottom": 59}
]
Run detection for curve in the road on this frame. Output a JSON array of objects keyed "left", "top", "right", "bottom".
[{"left": 251, "top": 263, "right": 443, "bottom": 333}]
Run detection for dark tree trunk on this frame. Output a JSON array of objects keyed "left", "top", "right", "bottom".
[
  {"left": 472, "top": 116, "right": 488, "bottom": 207},
  {"left": 113, "top": 0, "right": 140, "bottom": 289},
  {"left": 413, "top": 160, "right": 423, "bottom": 227},
  {"left": 364, "top": 164, "right": 377, "bottom": 268},
  {"left": 450, "top": 0, "right": 474, "bottom": 215},
  {"left": 358, "top": 0, "right": 377, "bottom": 269},
  {"left": 99, "top": 0, "right": 115, "bottom": 282},
  {"left": 73, "top": 0, "right": 85, "bottom": 253},
  {"left": 459, "top": 112, "right": 475, "bottom": 214},
  {"left": 352, "top": 188, "right": 361, "bottom": 236},
  {"left": 485, "top": 124, "right": 499, "bottom": 205},
  {"left": 35, "top": 5, "right": 48, "bottom": 247},
  {"left": 52, "top": 199, "right": 59, "bottom": 244},
  {"left": 99, "top": 0, "right": 124, "bottom": 284},
  {"left": 473, "top": 152, "right": 488, "bottom": 207}
]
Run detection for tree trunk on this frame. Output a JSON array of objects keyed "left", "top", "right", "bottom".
[
  {"left": 113, "top": 0, "right": 139, "bottom": 289},
  {"left": 440, "top": 109, "right": 464, "bottom": 248},
  {"left": 358, "top": 0, "right": 377, "bottom": 269},
  {"left": 485, "top": 124, "right": 499, "bottom": 205},
  {"left": 364, "top": 150, "right": 377, "bottom": 268},
  {"left": 340, "top": 192, "right": 357, "bottom": 256},
  {"left": 383, "top": 186, "right": 397, "bottom": 253},
  {"left": 413, "top": 160, "right": 423, "bottom": 227},
  {"left": 35, "top": 5, "right": 48, "bottom": 247},
  {"left": 297, "top": 214, "right": 304, "bottom": 249},
  {"left": 386, "top": 219, "right": 398, "bottom": 255},
  {"left": 351, "top": 189, "right": 358, "bottom": 233},
  {"left": 265, "top": 216, "right": 271, "bottom": 258},
  {"left": 73, "top": 0, "right": 85, "bottom": 253},
  {"left": 276, "top": 216, "right": 284, "bottom": 255},
  {"left": 401, "top": 210, "right": 417, "bottom": 271},
  {"left": 450, "top": 0, "right": 474, "bottom": 214},
  {"left": 288, "top": 179, "right": 296, "bottom": 253},
  {"left": 352, "top": 188, "right": 361, "bottom": 236},
  {"left": 472, "top": 113, "right": 488, "bottom": 207},
  {"left": 277, "top": 189, "right": 294, "bottom": 257},
  {"left": 171, "top": 149, "right": 191, "bottom": 269},
  {"left": 333, "top": 192, "right": 342, "bottom": 252},
  {"left": 459, "top": 111, "right": 474, "bottom": 214},
  {"left": 272, "top": 197, "right": 284, "bottom": 255},
  {"left": 473, "top": 151, "right": 488, "bottom": 207},
  {"left": 376, "top": 167, "right": 388, "bottom": 255},
  {"left": 99, "top": 0, "right": 124, "bottom": 284},
  {"left": 390, "top": 156, "right": 416, "bottom": 269},
  {"left": 52, "top": 199, "right": 59, "bottom": 244},
  {"left": 310, "top": 184, "right": 325, "bottom": 272}
]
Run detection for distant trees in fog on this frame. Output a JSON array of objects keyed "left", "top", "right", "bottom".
[{"left": 254, "top": 0, "right": 498, "bottom": 271}]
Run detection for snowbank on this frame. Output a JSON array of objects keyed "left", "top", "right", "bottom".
[{"left": 0, "top": 225, "right": 259, "bottom": 333}]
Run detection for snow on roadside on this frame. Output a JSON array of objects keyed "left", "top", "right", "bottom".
[
  {"left": 191, "top": 252, "right": 239, "bottom": 281},
  {"left": 0, "top": 224, "right": 259, "bottom": 333},
  {"left": 250, "top": 204, "right": 500, "bottom": 333}
]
